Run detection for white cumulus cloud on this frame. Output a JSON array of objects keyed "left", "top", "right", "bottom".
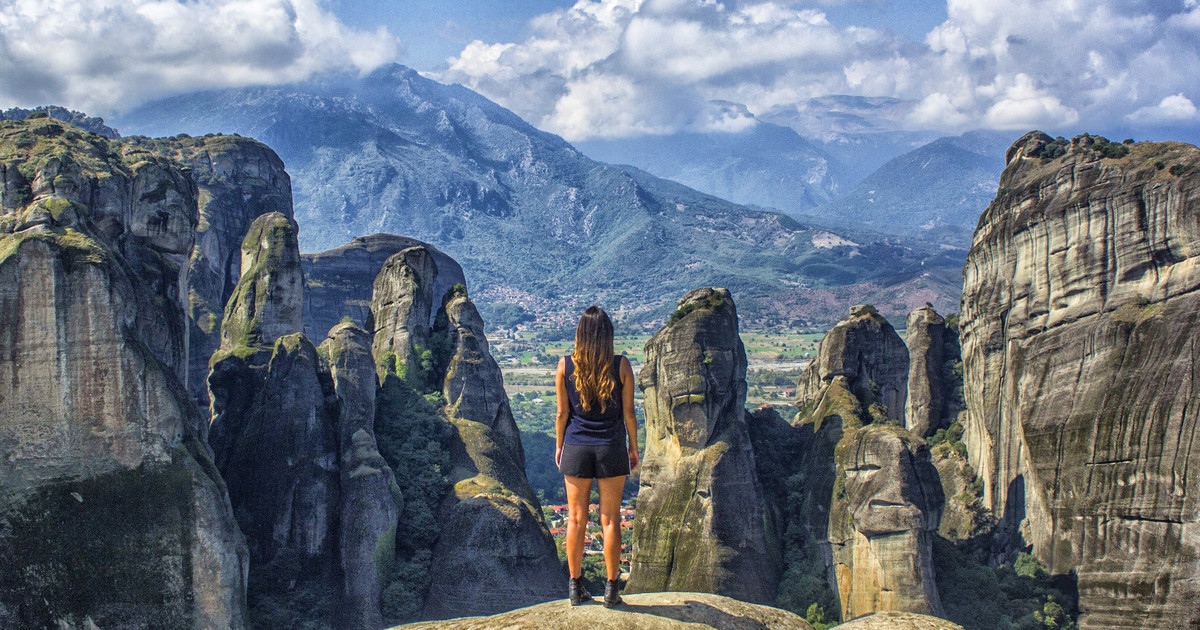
[
  {"left": 440, "top": 0, "right": 1200, "bottom": 141},
  {"left": 0, "top": 0, "right": 401, "bottom": 115},
  {"left": 1127, "top": 93, "right": 1199, "bottom": 124}
]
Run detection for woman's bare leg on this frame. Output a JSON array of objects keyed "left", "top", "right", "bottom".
[
  {"left": 596, "top": 475, "right": 626, "bottom": 581},
  {"left": 564, "top": 475, "right": 593, "bottom": 579}
]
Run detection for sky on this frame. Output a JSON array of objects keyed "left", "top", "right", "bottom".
[{"left": 1, "top": 0, "right": 1198, "bottom": 142}]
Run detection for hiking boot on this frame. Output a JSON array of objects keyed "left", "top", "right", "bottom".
[
  {"left": 569, "top": 577, "right": 593, "bottom": 606},
  {"left": 603, "top": 579, "right": 623, "bottom": 608}
]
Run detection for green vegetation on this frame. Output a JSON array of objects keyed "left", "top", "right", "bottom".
[
  {"left": 375, "top": 375, "right": 453, "bottom": 623},
  {"left": 667, "top": 291, "right": 727, "bottom": 325},
  {"left": 935, "top": 539, "right": 1079, "bottom": 630}
]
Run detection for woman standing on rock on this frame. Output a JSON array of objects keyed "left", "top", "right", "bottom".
[{"left": 556, "top": 305, "right": 639, "bottom": 608}]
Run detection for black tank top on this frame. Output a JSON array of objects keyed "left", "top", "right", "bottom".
[{"left": 563, "top": 355, "right": 625, "bottom": 445}]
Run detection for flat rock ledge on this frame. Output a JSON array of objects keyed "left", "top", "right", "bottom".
[
  {"left": 395, "top": 592, "right": 813, "bottom": 629},
  {"left": 838, "top": 611, "right": 964, "bottom": 629}
]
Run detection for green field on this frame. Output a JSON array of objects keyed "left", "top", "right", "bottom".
[{"left": 497, "top": 329, "right": 825, "bottom": 504}]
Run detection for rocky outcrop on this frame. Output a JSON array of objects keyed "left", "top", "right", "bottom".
[
  {"left": 627, "top": 288, "right": 778, "bottom": 603},
  {"left": 797, "top": 304, "right": 909, "bottom": 423},
  {"left": 959, "top": 132, "right": 1200, "bottom": 628},
  {"left": 398, "top": 592, "right": 815, "bottom": 630},
  {"left": 161, "top": 135, "right": 293, "bottom": 409},
  {"left": 905, "top": 306, "right": 950, "bottom": 437},
  {"left": 0, "top": 116, "right": 248, "bottom": 628},
  {"left": 790, "top": 305, "right": 943, "bottom": 622},
  {"left": 369, "top": 247, "right": 439, "bottom": 380},
  {"left": 836, "top": 611, "right": 964, "bottom": 630},
  {"left": 208, "top": 213, "right": 400, "bottom": 628},
  {"left": 303, "top": 234, "right": 464, "bottom": 340},
  {"left": 373, "top": 271, "right": 561, "bottom": 618},
  {"left": 829, "top": 424, "right": 945, "bottom": 620},
  {"left": 321, "top": 323, "right": 401, "bottom": 630}
]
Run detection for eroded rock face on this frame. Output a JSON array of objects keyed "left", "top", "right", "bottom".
[
  {"left": 798, "top": 304, "right": 909, "bottom": 423},
  {"left": 0, "top": 117, "right": 248, "bottom": 629},
  {"left": 217, "top": 211, "right": 305, "bottom": 352},
  {"left": 302, "top": 234, "right": 464, "bottom": 340},
  {"left": 960, "top": 132, "right": 1200, "bottom": 628},
  {"left": 627, "top": 288, "right": 778, "bottom": 603},
  {"left": 829, "top": 424, "right": 945, "bottom": 620},
  {"left": 369, "top": 246, "right": 439, "bottom": 381},
  {"left": 790, "top": 304, "right": 944, "bottom": 623},
  {"left": 172, "top": 136, "right": 293, "bottom": 409},
  {"left": 421, "top": 292, "right": 563, "bottom": 618},
  {"left": 905, "top": 306, "right": 948, "bottom": 437},
  {"left": 208, "top": 214, "right": 400, "bottom": 629},
  {"left": 320, "top": 323, "right": 400, "bottom": 630}
]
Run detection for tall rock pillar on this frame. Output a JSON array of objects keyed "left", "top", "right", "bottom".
[{"left": 627, "top": 288, "right": 778, "bottom": 603}]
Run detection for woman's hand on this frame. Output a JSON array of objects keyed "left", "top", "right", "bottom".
[
  {"left": 556, "top": 445, "right": 563, "bottom": 468},
  {"left": 628, "top": 446, "right": 639, "bottom": 471}
]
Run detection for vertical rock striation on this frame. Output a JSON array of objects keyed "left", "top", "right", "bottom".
[
  {"left": 0, "top": 117, "right": 248, "bottom": 628},
  {"left": 960, "top": 132, "right": 1200, "bottom": 628},
  {"left": 368, "top": 246, "right": 438, "bottom": 381},
  {"left": 627, "top": 288, "right": 778, "bottom": 603}
]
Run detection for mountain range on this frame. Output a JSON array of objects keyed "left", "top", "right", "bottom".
[{"left": 114, "top": 64, "right": 964, "bottom": 327}]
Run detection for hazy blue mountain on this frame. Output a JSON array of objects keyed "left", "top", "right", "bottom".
[
  {"left": 575, "top": 121, "right": 845, "bottom": 219},
  {"left": 116, "top": 64, "right": 962, "bottom": 326},
  {"left": 818, "top": 130, "right": 1011, "bottom": 245}
]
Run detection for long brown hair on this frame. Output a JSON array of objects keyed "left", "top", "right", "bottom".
[{"left": 572, "top": 306, "right": 617, "bottom": 412}]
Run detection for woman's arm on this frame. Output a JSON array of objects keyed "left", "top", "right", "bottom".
[
  {"left": 555, "top": 356, "right": 570, "bottom": 467},
  {"left": 620, "top": 356, "right": 639, "bottom": 470}
]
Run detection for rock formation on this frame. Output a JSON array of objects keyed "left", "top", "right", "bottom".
[
  {"left": 398, "top": 592, "right": 815, "bottom": 630},
  {"left": 790, "top": 304, "right": 943, "bottom": 622},
  {"left": 369, "top": 246, "right": 439, "bottom": 381},
  {"left": 828, "top": 424, "right": 945, "bottom": 619},
  {"left": 321, "top": 323, "right": 401, "bottom": 630},
  {"left": 362, "top": 247, "right": 562, "bottom": 619},
  {"left": 302, "top": 234, "right": 464, "bottom": 340},
  {"left": 207, "top": 213, "right": 400, "bottom": 628},
  {"left": 797, "top": 304, "right": 909, "bottom": 423},
  {"left": 0, "top": 116, "right": 248, "bottom": 628},
  {"left": 836, "top": 611, "right": 964, "bottom": 630},
  {"left": 168, "top": 135, "right": 293, "bottom": 409},
  {"left": 627, "top": 288, "right": 778, "bottom": 603},
  {"left": 959, "top": 131, "right": 1200, "bottom": 628},
  {"left": 904, "top": 306, "right": 949, "bottom": 437}
]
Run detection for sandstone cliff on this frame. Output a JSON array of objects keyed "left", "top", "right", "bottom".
[
  {"left": 0, "top": 117, "right": 248, "bottom": 628},
  {"left": 627, "top": 288, "right": 778, "bottom": 603},
  {"left": 303, "top": 234, "right": 464, "bottom": 341},
  {"left": 959, "top": 131, "right": 1200, "bottom": 628}
]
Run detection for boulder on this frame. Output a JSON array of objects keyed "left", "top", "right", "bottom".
[{"left": 904, "top": 306, "right": 949, "bottom": 437}]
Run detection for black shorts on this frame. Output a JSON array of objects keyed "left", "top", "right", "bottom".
[{"left": 559, "top": 442, "right": 630, "bottom": 479}]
